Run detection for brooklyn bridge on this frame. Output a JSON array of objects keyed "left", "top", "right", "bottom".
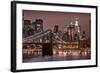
[{"left": 22, "top": 18, "right": 91, "bottom": 62}]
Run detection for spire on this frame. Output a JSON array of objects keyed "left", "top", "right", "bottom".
[
  {"left": 75, "top": 18, "right": 79, "bottom": 26},
  {"left": 70, "top": 21, "right": 73, "bottom": 25}
]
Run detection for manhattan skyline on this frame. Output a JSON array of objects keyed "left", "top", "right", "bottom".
[{"left": 23, "top": 10, "right": 91, "bottom": 38}]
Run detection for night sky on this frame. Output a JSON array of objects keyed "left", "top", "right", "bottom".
[{"left": 23, "top": 10, "right": 91, "bottom": 38}]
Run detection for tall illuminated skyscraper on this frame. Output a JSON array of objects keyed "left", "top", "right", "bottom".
[{"left": 74, "top": 18, "right": 81, "bottom": 40}]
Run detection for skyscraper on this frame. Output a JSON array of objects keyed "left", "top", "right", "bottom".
[
  {"left": 23, "top": 20, "right": 31, "bottom": 37},
  {"left": 35, "top": 19, "right": 43, "bottom": 32},
  {"left": 74, "top": 18, "right": 81, "bottom": 40},
  {"left": 53, "top": 25, "right": 59, "bottom": 33}
]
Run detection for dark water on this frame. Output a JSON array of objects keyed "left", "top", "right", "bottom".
[{"left": 23, "top": 54, "right": 90, "bottom": 63}]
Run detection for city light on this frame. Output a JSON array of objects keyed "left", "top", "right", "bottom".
[{"left": 22, "top": 18, "right": 91, "bottom": 61}]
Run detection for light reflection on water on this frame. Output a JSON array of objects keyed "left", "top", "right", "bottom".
[
  {"left": 23, "top": 50, "right": 90, "bottom": 63},
  {"left": 23, "top": 46, "right": 91, "bottom": 63}
]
